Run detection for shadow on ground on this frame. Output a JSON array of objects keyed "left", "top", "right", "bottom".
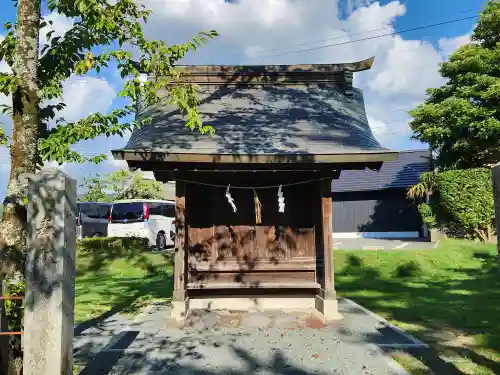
[
  {"left": 335, "top": 244, "right": 500, "bottom": 375},
  {"left": 75, "top": 330, "right": 344, "bottom": 375}
]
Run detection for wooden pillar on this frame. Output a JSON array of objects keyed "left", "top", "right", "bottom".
[
  {"left": 315, "top": 178, "right": 342, "bottom": 321},
  {"left": 171, "top": 180, "right": 188, "bottom": 320}
]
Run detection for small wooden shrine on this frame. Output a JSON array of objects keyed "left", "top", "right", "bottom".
[{"left": 112, "top": 57, "right": 397, "bottom": 321}]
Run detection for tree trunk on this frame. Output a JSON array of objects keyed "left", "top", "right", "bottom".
[{"left": 0, "top": 0, "right": 41, "bottom": 374}]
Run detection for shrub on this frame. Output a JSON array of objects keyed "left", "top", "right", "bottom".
[
  {"left": 417, "top": 202, "right": 437, "bottom": 229},
  {"left": 437, "top": 168, "right": 494, "bottom": 242},
  {"left": 77, "top": 237, "right": 149, "bottom": 252},
  {"left": 4, "top": 278, "right": 24, "bottom": 333}
]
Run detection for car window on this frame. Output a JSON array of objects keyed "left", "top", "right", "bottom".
[
  {"left": 82, "top": 204, "right": 110, "bottom": 219},
  {"left": 149, "top": 202, "right": 162, "bottom": 216},
  {"left": 111, "top": 202, "right": 144, "bottom": 223},
  {"left": 97, "top": 205, "right": 110, "bottom": 219},
  {"left": 162, "top": 204, "right": 175, "bottom": 218},
  {"left": 78, "top": 203, "right": 91, "bottom": 215}
]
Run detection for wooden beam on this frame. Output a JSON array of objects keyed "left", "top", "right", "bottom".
[
  {"left": 186, "top": 282, "right": 321, "bottom": 290},
  {"left": 112, "top": 150, "right": 398, "bottom": 165},
  {"left": 190, "top": 258, "right": 316, "bottom": 272},
  {"left": 172, "top": 180, "right": 187, "bottom": 301},
  {"left": 126, "top": 160, "right": 385, "bottom": 173},
  {"left": 179, "top": 170, "right": 339, "bottom": 187}
]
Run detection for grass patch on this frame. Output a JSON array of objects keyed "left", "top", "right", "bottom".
[
  {"left": 335, "top": 239, "right": 500, "bottom": 375},
  {"left": 75, "top": 238, "right": 172, "bottom": 323}
]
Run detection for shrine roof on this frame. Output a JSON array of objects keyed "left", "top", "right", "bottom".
[{"left": 112, "top": 57, "right": 397, "bottom": 165}]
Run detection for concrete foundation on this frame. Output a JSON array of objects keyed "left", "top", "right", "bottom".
[
  {"left": 188, "top": 296, "right": 316, "bottom": 311},
  {"left": 315, "top": 295, "right": 343, "bottom": 321},
  {"left": 170, "top": 295, "right": 343, "bottom": 322},
  {"left": 171, "top": 298, "right": 189, "bottom": 320}
]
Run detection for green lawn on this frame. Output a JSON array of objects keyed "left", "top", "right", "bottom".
[
  {"left": 335, "top": 239, "right": 500, "bottom": 375},
  {"left": 75, "top": 240, "right": 172, "bottom": 323},
  {"left": 73, "top": 238, "right": 500, "bottom": 374}
]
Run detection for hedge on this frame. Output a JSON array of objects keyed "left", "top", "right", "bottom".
[
  {"left": 77, "top": 236, "right": 149, "bottom": 252},
  {"left": 436, "top": 168, "right": 494, "bottom": 241}
]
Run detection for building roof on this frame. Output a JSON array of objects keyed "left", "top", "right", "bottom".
[
  {"left": 332, "top": 149, "right": 431, "bottom": 192},
  {"left": 112, "top": 58, "right": 397, "bottom": 165}
]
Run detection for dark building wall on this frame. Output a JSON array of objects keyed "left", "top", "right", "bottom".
[{"left": 332, "top": 188, "right": 422, "bottom": 233}]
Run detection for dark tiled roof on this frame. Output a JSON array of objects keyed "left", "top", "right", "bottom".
[
  {"left": 332, "top": 149, "right": 431, "bottom": 192},
  {"left": 119, "top": 60, "right": 393, "bottom": 160}
]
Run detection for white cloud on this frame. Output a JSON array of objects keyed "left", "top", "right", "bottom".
[
  {"left": 346, "top": 0, "right": 405, "bottom": 31},
  {"left": 367, "top": 116, "right": 388, "bottom": 136},
  {"left": 55, "top": 76, "right": 116, "bottom": 123},
  {"left": 39, "top": 12, "right": 73, "bottom": 46},
  {"left": 344, "top": 0, "right": 375, "bottom": 17},
  {"left": 438, "top": 32, "right": 472, "bottom": 57},
  {"left": 367, "top": 36, "right": 444, "bottom": 97}
]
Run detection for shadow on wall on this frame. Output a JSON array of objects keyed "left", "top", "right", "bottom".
[{"left": 356, "top": 162, "right": 425, "bottom": 237}]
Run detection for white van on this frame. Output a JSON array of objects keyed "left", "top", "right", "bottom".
[{"left": 107, "top": 199, "right": 176, "bottom": 249}]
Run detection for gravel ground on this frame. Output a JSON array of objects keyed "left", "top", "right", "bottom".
[{"left": 73, "top": 299, "right": 414, "bottom": 375}]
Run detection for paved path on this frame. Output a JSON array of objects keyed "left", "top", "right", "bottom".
[
  {"left": 73, "top": 299, "right": 427, "bottom": 375},
  {"left": 333, "top": 239, "right": 439, "bottom": 251}
]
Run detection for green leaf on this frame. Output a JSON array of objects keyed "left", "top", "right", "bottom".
[{"left": 0, "top": 127, "right": 8, "bottom": 145}]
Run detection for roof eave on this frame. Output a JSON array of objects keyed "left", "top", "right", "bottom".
[
  {"left": 111, "top": 149, "right": 398, "bottom": 164},
  {"left": 132, "top": 56, "right": 376, "bottom": 79}
]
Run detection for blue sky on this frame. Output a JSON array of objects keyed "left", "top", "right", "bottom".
[{"left": 0, "top": 0, "right": 486, "bottom": 198}]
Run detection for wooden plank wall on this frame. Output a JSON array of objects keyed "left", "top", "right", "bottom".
[{"left": 184, "top": 175, "right": 317, "bottom": 289}]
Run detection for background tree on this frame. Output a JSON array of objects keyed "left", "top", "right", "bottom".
[
  {"left": 0, "top": 0, "right": 216, "bottom": 254},
  {"left": 80, "top": 169, "right": 165, "bottom": 201},
  {"left": 0, "top": 0, "right": 217, "bottom": 372},
  {"left": 0, "top": 0, "right": 41, "bottom": 372},
  {"left": 409, "top": 0, "right": 500, "bottom": 169},
  {"left": 79, "top": 176, "right": 111, "bottom": 203},
  {"left": 108, "top": 169, "right": 164, "bottom": 200}
]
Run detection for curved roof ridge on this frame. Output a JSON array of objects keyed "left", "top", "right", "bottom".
[{"left": 174, "top": 56, "right": 375, "bottom": 74}]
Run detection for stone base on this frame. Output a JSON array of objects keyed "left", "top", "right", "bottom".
[
  {"left": 188, "top": 296, "right": 316, "bottom": 312},
  {"left": 170, "top": 298, "right": 189, "bottom": 321},
  {"left": 315, "top": 295, "right": 343, "bottom": 321},
  {"left": 174, "top": 296, "right": 343, "bottom": 323}
]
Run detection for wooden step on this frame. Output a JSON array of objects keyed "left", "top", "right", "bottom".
[{"left": 186, "top": 281, "right": 320, "bottom": 290}]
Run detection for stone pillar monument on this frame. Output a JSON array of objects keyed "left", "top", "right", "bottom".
[{"left": 23, "top": 169, "right": 77, "bottom": 375}]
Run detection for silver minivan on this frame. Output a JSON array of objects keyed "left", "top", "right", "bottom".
[{"left": 76, "top": 202, "right": 112, "bottom": 239}]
